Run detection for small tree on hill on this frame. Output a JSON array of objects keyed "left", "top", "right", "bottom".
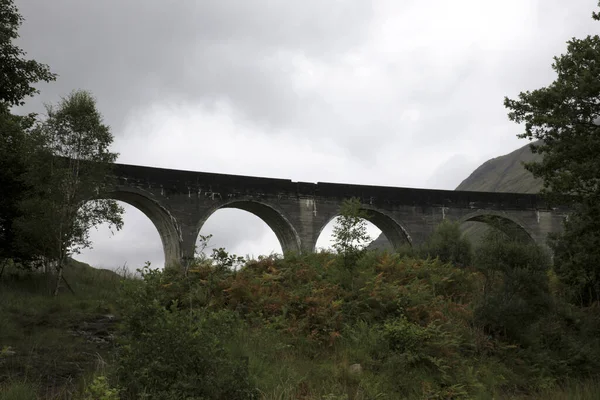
[
  {"left": 421, "top": 220, "right": 472, "bottom": 267},
  {"left": 332, "top": 198, "right": 371, "bottom": 269},
  {"left": 504, "top": 2, "right": 600, "bottom": 305},
  {"left": 14, "top": 90, "right": 123, "bottom": 295}
]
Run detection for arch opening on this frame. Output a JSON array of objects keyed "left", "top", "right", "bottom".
[
  {"left": 459, "top": 213, "right": 535, "bottom": 247},
  {"left": 90, "top": 189, "right": 182, "bottom": 268},
  {"left": 315, "top": 207, "right": 411, "bottom": 252},
  {"left": 196, "top": 200, "right": 301, "bottom": 258},
  {"left": 74, "top": 198, "right": 167, "bottom": 270}
]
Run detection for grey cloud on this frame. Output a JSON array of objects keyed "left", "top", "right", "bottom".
[
  {"left": 77, "top": 204, "right": 164, "bottom": 270},
  {"left": 15, "top": 0, "right": 373, "bottom": 133}
]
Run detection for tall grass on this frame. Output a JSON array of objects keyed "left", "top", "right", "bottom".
[{"left": 0, "top": 259, "right": 128, "bottom": 399}]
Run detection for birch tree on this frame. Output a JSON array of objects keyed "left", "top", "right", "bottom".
[{"left": 14, "top": 90, "right": 123, "bottom": 295}]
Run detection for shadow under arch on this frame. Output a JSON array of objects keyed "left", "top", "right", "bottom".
[
  {"left": 197, "top": 200, "right": 302, "bottom": 255},
  {"left": 458, "top": 211, "right": 535, "bottom": 244},
  {"left": 99, "top": 187, "right": 182, "bottom": 267},
  {"left": 316, "top": 206, "right": 412, "bottom": 252}
]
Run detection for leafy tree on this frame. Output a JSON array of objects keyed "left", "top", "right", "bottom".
[
  {"left": 13, "top": 90, "right": 123, "bottom": 295},
  {"left": 0, "top": 0, "right": 56, "bottom": 107},
  {"left": 421, "top": 220, "right": 472, "bottom": 267},
  {"left": 504, "top": 2, "right": 600, "bottom": 305},
  {"left": 549, "top": 202, "right": 600, "bottom": 305},
  {"left": 332, "top": 198, "right": 371, "bottom": 268},
  {"left": 504, "top": 3, "right": 600, "bottom": 204},
  {"left": 0, "top": 0, "right": 56, "bottom": 262},
  {"left": 474, "top": 230, "right": 552, "bottom": 342}
]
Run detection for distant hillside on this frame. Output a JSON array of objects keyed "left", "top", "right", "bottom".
[
  {"left": 369, "top": 141, "right": 543, "bottom": 250},
  {"left": 455, "top": 141, "right": 543, "bottom": 193}
]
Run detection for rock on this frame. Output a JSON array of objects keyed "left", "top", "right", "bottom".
[
  {"left": 348, "top": 363, "right": 362, "bottom": 375},
  {"left": 1, "top": 346, "right": 16, "bottom": 356}
]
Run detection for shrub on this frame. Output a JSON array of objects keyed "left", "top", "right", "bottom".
[
  {"left": 115, "top": 266, "right": 258, "bottom": 400},
  {"left": 420, "top": 220, "right": 472, "bottom": 267},
  {"left": 474, "top": 230, "right": 552, "bottom": 341},
  {"left": 83, "top": 375, "right": 120, "bottom": 400}
]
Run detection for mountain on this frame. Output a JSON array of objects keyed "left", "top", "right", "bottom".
[
  {"left": 455, "top": 142, "right": 543, "bottom": 193},
  {"left": 369, "top": 141, "right": 543, "bottom": 250}
]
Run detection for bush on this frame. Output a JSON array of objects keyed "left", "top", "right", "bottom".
[
  {"left": 551, "top": 202, "right": 600, "bottom": 306},
  {"left": 420, "top": 220, "right": 472, "bottom": 267},
  {"left": 115, "top": 265, "right": 258, "bottom": 400},
  {"left": 83, "top": 376, "right": 120, "bottom": 400},
  {"left": 474, "top": 230, "right": 552, "bottom": 342}
]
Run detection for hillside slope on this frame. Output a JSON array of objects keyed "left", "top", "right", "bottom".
[
  {"left": 455, "top": 141, "right": 542, "bottom": 193},
  {"left": 370, "top": 141, "right": 543, "bottom": 250}
]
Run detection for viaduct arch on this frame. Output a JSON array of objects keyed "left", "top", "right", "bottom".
[
  {"left": 99, "top": 163, "right": 569, "bottom": 267},
  {"left": 196, "top": 200, "right": 302, "bottom": 255}
]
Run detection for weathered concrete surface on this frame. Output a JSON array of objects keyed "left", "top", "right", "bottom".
[{"left": 108, "top": 163, "right": 569, "bottom": 267}]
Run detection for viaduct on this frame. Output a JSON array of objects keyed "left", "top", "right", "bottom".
[{"left": 106, "top": 163, "right": 569, "bottom": 267}]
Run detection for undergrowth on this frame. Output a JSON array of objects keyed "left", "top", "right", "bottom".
[{"left": 2, "top": 241, "right": 600, "bottom": 398}]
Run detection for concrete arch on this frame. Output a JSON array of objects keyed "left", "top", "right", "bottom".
[
  {"left": 316, "top": 205, "right": 412, "bottom": 251},
  {"left": 196, "top": 199, "right": 302, "bottom": 255},
  {"left": 458, "top": 210, "right": 535, "bottom": 244},
  {"left": 100, "top": 187, "right": 182, "bottom": 267}
]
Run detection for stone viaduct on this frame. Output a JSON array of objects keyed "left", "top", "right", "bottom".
[{"left": 105, "top": 163, "right": 569, "bottom": 267}]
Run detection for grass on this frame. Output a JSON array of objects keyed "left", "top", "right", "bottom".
[
  {"left": 1, "top": 253, "right": 599, "bottom": 399},
  {"left": 0, "top": 259, "right": 129, "bottom": 399},
  {"left": 499, "top": 379, "right": 600, "bottom": 400}
]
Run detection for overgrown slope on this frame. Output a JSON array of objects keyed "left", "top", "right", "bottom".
[{"left": 0, "top": 259, "right": 125, "bottom": 398}]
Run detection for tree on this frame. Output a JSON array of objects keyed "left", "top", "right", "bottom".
[
  {"left": 332, "top": 198, "right": 371, "bottom": 268},
  {"left": 504, "top": 2, "right": 600, "bottom": 305},
  {"left": 504, "top": 4, "right": 600, "bottom": 205},
  {"left": 13, "top": 90, "right": 123, "bottom": 295},
  {"left": 549, "top": 203, "right": 600, "bottom": 305},
  {"left": 0, "top": 0, "right": 56, "bottom": 107},
  {"left": 474, "top": 230, "right": 552, "bottom": 341},
  {"left": 421, "top": 220, "right": 472, "bottom": 267},
  {"left": 0, "top": 0, "right": 56, "bottom": 262}
]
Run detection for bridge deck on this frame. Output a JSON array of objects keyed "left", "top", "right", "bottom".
[{"left": 113, "top": 163, "right": 553, "bottom": 211}]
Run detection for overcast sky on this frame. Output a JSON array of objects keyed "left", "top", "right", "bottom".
[{"left": 13, "top": 0, "right": 600, "bottom": 270}]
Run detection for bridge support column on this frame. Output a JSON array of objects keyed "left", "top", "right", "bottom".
[
  {"left": 289, "top": 196, "right": 340, "bottom": 254},
  {"left": 176, "top": 222, "right": 198, "bottom": 269}
]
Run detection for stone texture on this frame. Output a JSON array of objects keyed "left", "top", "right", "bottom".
[{"left": 107, "top": 163, "right": 569, "bottom": 267}]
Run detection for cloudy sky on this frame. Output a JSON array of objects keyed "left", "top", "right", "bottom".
[{"left": 13, "top": 0, "right": 599, "bottom": 270}]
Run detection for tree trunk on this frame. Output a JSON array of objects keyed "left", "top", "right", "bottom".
[
  {"left": 54, "top": 258, "right": 63, "bottom": 297},
  {"left": 0, "top": 259, "right": 7, "bottom": 280},
  {"left": 61, "top": 274, "right": 76, "bottom": 295}
]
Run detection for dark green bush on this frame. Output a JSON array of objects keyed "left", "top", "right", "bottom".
[
  {"left": 473, "top": 230, "right": 552, "bottom": 342},
  {"left": 420, "top": 220, "right": 472, "bottom": 267},
  {"left": 115, "top": 266, "right": 257, "bottom": 400}
]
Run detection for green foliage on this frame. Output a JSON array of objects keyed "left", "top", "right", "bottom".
[
  {"left": 332, "top": 198, "right": 371, "bottom": 269},
  {"left": 13, "top": 90, "right": 123, "bottom": 293},
  {"left": 0, "top": 110, "right": 34, "bottom": 263},
  {"left": 83, "top": 376, "right": 120, "bottom": 400},
  {"left": 420, "top": 220, "right": 472, "bottom": 267},
  {"left": 0, "top": 259, "right": 124, "bottom": 398},
  {"left": 0, "top": 381, "right": 37, "bottom": 400},
  {"left": 0, "top": 0, "right": 55, "bottom": 263},
  {"left": 115, "top": 264, "right": 258, "bottom": 400},
  {"left": 504, "top": 3, "right": 600, "bottom": 205},
  {"left": 0, "top": 0, "right": 56, "bottom": 108},
  {"left": 474, "top": 230, "right": 552, "bottom": 341},
  {"left": 551, "top": 202, "right": 600, "bottom": 305},
  {"left": 3, "top": 248, "right": 600, "bottom": 398},
  {"left": 504, "top": 2, "right": 600, "bottom": 306}
]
